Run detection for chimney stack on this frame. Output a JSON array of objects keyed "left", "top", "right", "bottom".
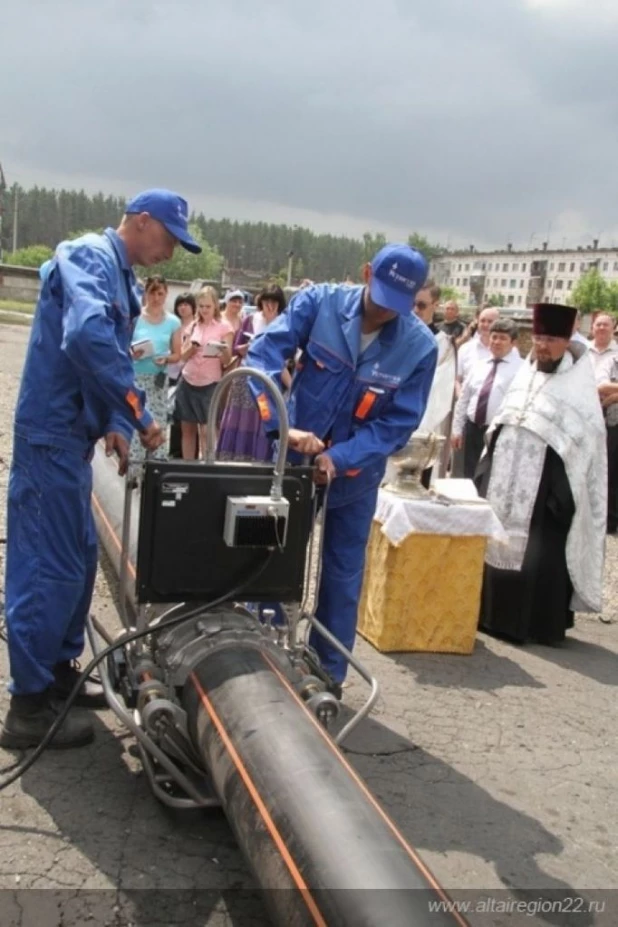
[
  {"left": 507, "top": 243, "right": 512, "bottom": 253},
  {"left": 593, "top": 238, "right": 599, "bottom": 250},
  {"left": 542, "top": 241, "right": 548, "bottom": 251}
]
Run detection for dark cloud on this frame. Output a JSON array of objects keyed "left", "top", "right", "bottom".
[{"left": 2, "top": 0, "right": 617, "bottom": 247}]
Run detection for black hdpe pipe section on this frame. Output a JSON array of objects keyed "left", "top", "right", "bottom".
[
  {"left": 92, "top": 444, "right": 466, "bottom": 927},
  {"left": 185, "top": 646, "right": 467, "bottom": 927}
]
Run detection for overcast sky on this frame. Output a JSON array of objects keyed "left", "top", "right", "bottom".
[{"left": 2, "top": 0, "right": 616, "bottom": 250}]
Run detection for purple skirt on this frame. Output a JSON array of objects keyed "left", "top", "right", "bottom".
[{"left": 217, "top": 378, "right": 273, "bottom": 462}]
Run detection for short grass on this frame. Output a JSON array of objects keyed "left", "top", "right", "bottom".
[
  {"left": 0, "top": 312, "right": 32, "bottom": 326},
  {"left": 0, "top": 300, "right": 35, "bottom": 315}
]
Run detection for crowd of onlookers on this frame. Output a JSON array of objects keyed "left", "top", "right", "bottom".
[
  {"left": 412, "top": 289, "right": 618, "bottom": 536},
  {"left": 129, "top": 278, "right": 289, "bottom": 464}
]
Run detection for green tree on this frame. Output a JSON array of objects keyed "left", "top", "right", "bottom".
[
  {"left": 138, "top": 223, "right": 223, "bottom": 282},
  {"left": 5, "top": 244, "right": 54, "bottom": 268},
  {"left": 568, "top": 268, "right": 609, "bottom": 313},
  {"left": 487, "top": 293, "right": 505, "bottom": 307},
  {"left": 606, "top": 282, "right": 618, "bottom": 314},
  {"left": 407, "top": 233, "right": 445, "bottom": 262},
  {"left": 439, "top": 285, "right": 460, "bottom": 303}
]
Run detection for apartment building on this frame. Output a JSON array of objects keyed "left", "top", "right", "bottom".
[{"left": 430, "top": 241, "right": 618, "bottom": 308}]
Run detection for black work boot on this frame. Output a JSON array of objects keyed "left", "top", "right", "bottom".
[
  {"left": 0, "top": 691, "right": 94, "bottom": 750},
  {"left": 51, "top": 661, "right": 108, "bottom": 710}
]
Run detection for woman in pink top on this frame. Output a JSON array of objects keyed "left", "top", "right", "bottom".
[{"left": 175, "top": 286, "right": 233, "bottom": 459}]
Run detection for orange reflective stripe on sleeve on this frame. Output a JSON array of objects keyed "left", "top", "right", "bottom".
[
  {"left": 345, "top": 469, "right": 361, "bottom": 477},
  {"left": 256, "top": 392, "right": 271, "bottom": 422},
  {"left": 354, "top": 390, "right": 377, "bottom": 420},
  {"left": 126, "top": 390, "right": 144, "bottom": 420}
]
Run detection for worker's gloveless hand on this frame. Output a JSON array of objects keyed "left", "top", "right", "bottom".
[
  {"left": 288, "top": 429, "right": 325, "bottom": 456},
  {"left": 140, "top": 421, "right": 164, "bottom": 451},
  {"left": 314, "top": 453, "right": 336, "bottom": 485},
  {"left": 105, "top": 432, "right": 130, "bottom": 476}
]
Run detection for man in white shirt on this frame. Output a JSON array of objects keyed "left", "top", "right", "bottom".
[
  {"left": 589, "top": 312, "right": 618, "bottom": 380},
  {"left": 452, "top": 319, "right": 523, "bottom": 479},
  {"left": 456, "top": 306, "right": 500, "bottom": 387},
  {"left": 589, "top": 312, "right": 618, "bottom": 533}
]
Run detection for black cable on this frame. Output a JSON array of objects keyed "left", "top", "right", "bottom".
[{"left": 0, "top": 551, "right": 274, "bottom": 792}]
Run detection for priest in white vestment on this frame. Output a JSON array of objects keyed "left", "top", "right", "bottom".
[{"left": 475, "top": 303, "right": 607, "bottom": 645}]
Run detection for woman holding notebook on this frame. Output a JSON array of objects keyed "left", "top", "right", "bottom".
[
  {"left": 174, "top": 285, "right": 234, "bottom": 459},
  {"left": 130, "top": 275, "right": 181, "bottom": 461}
]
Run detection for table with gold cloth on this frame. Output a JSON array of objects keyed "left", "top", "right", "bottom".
[{"left": 358, "top": 480, "right": 507, "bottom": 654}]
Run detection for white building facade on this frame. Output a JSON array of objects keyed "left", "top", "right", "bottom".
[{"left": 430, "top": 243, "right": 618, "bottom": 309}]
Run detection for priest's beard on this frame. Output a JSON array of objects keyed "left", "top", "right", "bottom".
[{"left": 536, "top": 357, "right": 563, "bottom": 373}]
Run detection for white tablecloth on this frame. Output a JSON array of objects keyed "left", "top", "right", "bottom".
[{"left": 375, "top": 479, "right": 507, "bottom": 546}]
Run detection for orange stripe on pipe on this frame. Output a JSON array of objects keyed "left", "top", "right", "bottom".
[
  {"left": 91, "top": 491, "right": 136, "bottom": 581},
  {"left": 260, "top": 652, "right": 469, "bottom": 927},
  {"left": 189, "top": 671, "right": 327, "bottom": 927}
]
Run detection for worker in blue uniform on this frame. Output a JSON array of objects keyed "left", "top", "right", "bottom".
[
  {"left": 0, "top": 189, "right": 202, "bottom": 750},
  {"left": 247, "top": 243, "right": 437, "bottom": 694}
]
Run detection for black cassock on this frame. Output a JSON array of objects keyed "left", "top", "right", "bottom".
[{"left": 474, "top": 426, "right": 575, "bottom": 645}]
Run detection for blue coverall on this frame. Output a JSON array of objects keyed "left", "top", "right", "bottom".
[
  {"left": 6, "top": 229, "right": 153, "bottom": 695},
  {"left": 247, "top": 284, "right": 437, "bottom": 682}
]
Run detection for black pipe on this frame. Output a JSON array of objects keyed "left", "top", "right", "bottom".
[
  {"left": 92, "top": 446, "right": 467, "bottom": 927},
  {"left": 185, "top": 645, "right": 466, "bottom": 927}
]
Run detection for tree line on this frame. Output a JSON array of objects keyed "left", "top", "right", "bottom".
[{"left": 0, "top": 184, "right": 444, "bottom": 284}]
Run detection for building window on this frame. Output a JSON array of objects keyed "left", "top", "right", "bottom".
[
  {"left": 507, "top": 295, "right": 515, "bottom": 305},
  {"left": 603, "top": 262, "right": 609, "bottom": 271},
  {"left": 555, "top": 280, "right": 564, "bottom": 290},
  {"left": 487, "top": 263, "right": 493, "bottom": 271},
  {"left": 567, "top": 281, "right": 573, "bottom": 290},
  {"left": 509, "top": 279, "right": 517, "bottom": 288},
  {"left": 549, "top": 263, "right": 554, "bottom": 271},
  {"left": 464, "top": 264, "right": 470, "bottom": 272},
  {"left": 502, "top": 263, "right": 509, "bottom": 272},
  {"left": 580, "top": 263, "right": 586, "bottom": 272},
  {"left": 457, "top": 264, "right": 462, "bottom": 272},
  {"left": 517, "top": 295, "right": 522, "bottom": 304},
  {"left": 456, "top": 278, "right": 460, "bottom": 286},
  {"left": 462, "top": 278, "right": 468, "bottom": 286},
  {"left": 501, "top": 279, "right": 507, "bottom": 287},
  {"left": 570, "top": 262, "right": 575, "bottom": 272},
  {"left": 520, "top": 280, "right": 525, "bottom": 288},
  {"left": 512, "top": 263, "right": 519, "bottom": 272},
  {"left": 614, "top": 262, "right": 618, "bottom": 272},
  {"left": 473, "top": 261, "right": 481, "bottom": 269},
  {"left": 521, "top": 263, "right": 527, "bottom": 272},
  {"left": 558, "top": 262, "right": 566, "bottom": 272}
]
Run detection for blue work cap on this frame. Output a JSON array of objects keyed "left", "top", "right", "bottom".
[
  {"left": 369, "top": 243, "right": 428, "bottom": 315},
  {"left": 125, "top": 189, "right": 202, "bottom": 254}
]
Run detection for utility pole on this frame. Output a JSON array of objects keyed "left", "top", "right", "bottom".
[
  {"left": 286, "top": 250, "right": 294, "bottom": 287},
  {"left": 0, "top": 162, "right": 6, "bottom": 263},
  {"left": 12, "top": 185, "right": 18, "bottom": 253}
]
